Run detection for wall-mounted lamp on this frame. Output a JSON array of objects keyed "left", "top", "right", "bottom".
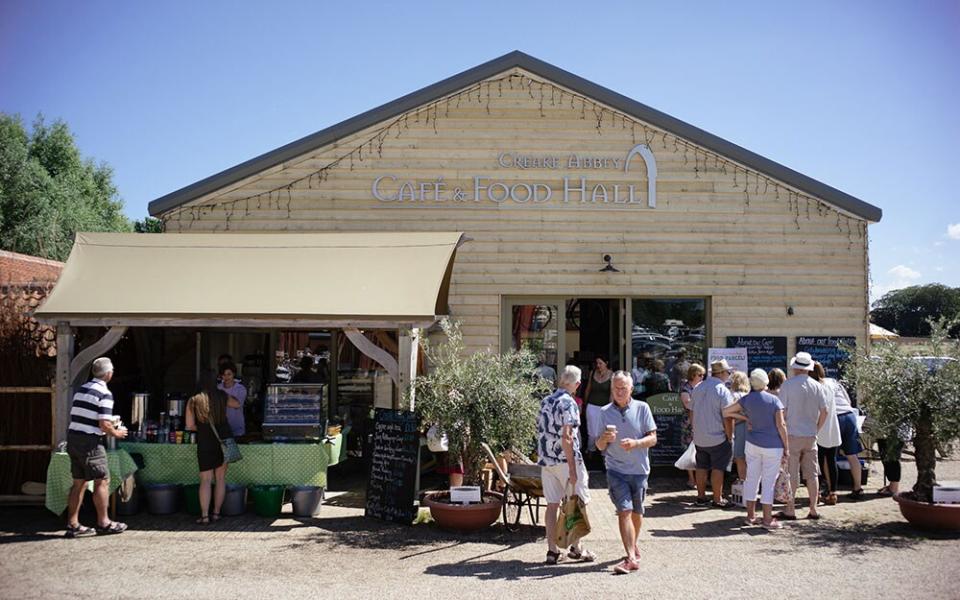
[
  {"left": 600, "top": 254, "right": 620, "bottom": 273},
  {"left": 786, "top": 306, "right": 795, "bottom": 316}
]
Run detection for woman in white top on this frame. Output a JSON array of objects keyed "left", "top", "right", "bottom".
[{"left": 812, "top": 363, "right": 841, "bottom": 505}]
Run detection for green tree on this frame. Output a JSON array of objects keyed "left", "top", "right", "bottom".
[
  {"left": 412, "top": 319, "right": 549, "bottom": 485},
  {"left": 134, "top": 216, "right": 164, "bottom": 233},
  {"left": 871, "top": 284, "right": 960, "bottom": 337},
  {"left": 0, "top": 113, "right": 131, "bottom": 261},
  {"left": 843, "top": 318, "right": 960, "bottom": 503}
]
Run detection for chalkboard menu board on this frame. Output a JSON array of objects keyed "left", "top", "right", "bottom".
[
  {"left": 365, "top": 408, "right": 420, "bottom": 525},
  {"left": 645, "top": 393, "right": 686, "bottom": 466},
  {"left": 795, "top": 336, "right": 857, "bottom": 379},
  {"left": 726, "top": 336, "right": 788, "bottom": 373}
]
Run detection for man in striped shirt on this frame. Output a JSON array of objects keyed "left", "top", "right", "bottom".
[{"left": 65, "top": 357, "right": 128, "bottom": 537}]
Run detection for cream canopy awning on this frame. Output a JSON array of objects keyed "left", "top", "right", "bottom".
[
  {"left": 35, "top": 231, "right": 465, "bottom": 328},
  {"left": 869, "top": 322, "right": 900, "bottom": 340}
]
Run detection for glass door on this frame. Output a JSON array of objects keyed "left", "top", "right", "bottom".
[{"left": 502, "top": 298, "right": 563, "bottom": 384}]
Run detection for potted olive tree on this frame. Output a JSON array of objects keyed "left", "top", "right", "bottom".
[
  {"left": 843, "top": 317, "right": 960, "bottom": 530},
  {"left": 413, "top": 318, "right": 548, "bottom": 532}
]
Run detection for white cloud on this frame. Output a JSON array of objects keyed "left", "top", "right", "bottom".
[
  {"left": 888, "top": 265, "right": 921, "bottom": 281},
  {"left": 871, "top": 264, "right": 923, "bottom": 303},
  {"left": 948, "top": 223, "right": 960, "bottom": 240}
]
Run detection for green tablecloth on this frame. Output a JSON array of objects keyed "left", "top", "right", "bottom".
[
  {"left": 117, "top": 435, "right": 342, "bottom": 488},
  {"left": 45, "top": 449, "right": 139, "bottom": 515}
]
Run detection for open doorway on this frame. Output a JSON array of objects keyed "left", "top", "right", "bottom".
[{"left": 564, "top": 298, "right": 624, "bottom": 373}]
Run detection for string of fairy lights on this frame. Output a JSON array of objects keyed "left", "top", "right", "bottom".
[{"left": 161, "top": 70, "right": 868, "bottom": 247}]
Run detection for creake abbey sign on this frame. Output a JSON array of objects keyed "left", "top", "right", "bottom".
[{"left": 371, "top": 143, "right": 658, "bottom": 208}]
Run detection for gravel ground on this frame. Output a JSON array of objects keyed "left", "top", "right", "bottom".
[{"left": 2, "top": 453, "right": 958, "bottom": 600}]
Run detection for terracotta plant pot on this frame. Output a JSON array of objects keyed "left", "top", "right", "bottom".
[
  {"left": 423, "top": 491, "right": 503, "bottom": 532},
  {"left": 894, "top": 492, "right": 960, "bottom": 532}
]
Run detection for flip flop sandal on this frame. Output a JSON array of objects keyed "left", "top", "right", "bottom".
[
  {"left": 95, "top": 521, "right": 128, "bottom": 535},
  {"left": 761, "top": 520, "right": 783, "bottom": 530},
  {"left": 545, "top": 550, "right": 565, "bottom": 565},
  {"left": 774, "top": 511, "right": 797, "bottom": 521},
  {"left": 567, "top": 547, "right": 596, "bottom": 562},
  {"left": 65, "top": 524, "right": 96, "bottom": 538},
  {"left": 196, "top": 516, "right": 210, "bottom": 525},
  {"left": 210, "top": 513, "right": 221, "bottom": 522},
  {"left": 742, "top": 517, "right": 760, "bottom": 526},
  {"left": 711, "top": 500, "right": 733, "bottom": 509}
]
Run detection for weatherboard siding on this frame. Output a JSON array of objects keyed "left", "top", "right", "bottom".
[{"left": 159, "top": 69, "right": 870, "bottom": 358}]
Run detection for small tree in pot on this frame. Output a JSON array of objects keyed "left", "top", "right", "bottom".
[
  {"left": 413, "top": 318, "right": 548, "bottom": 489},
  {"left": 843, "top": 317, "right": 960, "bottom": 504}
]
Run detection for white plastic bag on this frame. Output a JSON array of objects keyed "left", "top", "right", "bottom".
[
  {"left": 426, "top": 424, "right": 449, "bottom": 452},
  {"left": 674, "top": 441, "right": 697, "bottom": 470}
]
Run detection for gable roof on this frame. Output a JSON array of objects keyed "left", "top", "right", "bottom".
[{"left": 148, "top": 50, "right": 881, "bottom": 222}]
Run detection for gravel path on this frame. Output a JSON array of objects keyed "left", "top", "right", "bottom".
[{"left": 2, "top": 454, "right": 958, "bottom": 599}]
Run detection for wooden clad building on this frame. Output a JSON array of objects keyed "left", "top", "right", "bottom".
[{"left": 149, "top": 51, "right": 881, "bottom": 374}]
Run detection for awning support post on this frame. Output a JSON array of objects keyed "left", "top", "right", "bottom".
[
  {"left": 399, "top": 328, "right": 420, "bottom": 412},
  {"left": 69, "top": 326, "right": 128, "bottom": 389},
  {"left": 54, "top": 322, "right": 75, "bottom": 446},
  {"left": 54, "top": 325, "right": 128, "bottom": 445},
  {"left": 342, "top": 328, "right": 399, "bottom": 386}
]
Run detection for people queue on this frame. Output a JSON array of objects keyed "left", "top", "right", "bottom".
[{"left": 536, "top": 350, "right": 876, "bottom": 573}]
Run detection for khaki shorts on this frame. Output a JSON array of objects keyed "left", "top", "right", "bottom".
[
  {"left": 787, "top": 435, "right": 819, "bottom": 492},
  {"left": 67, "top": 432, "right": 109, "bottom": 481},
  {"left": 541, "top": 461, "right": 591, "bottom": 504}
]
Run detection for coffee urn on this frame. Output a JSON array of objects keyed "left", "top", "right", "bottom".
[{"left": 131, "top": 393, "right": 149, "bottom": 434}]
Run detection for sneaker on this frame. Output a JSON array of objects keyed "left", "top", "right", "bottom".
[
  {"left": 613, "top": 558, "right": 640, "bottom": 575},
  {"left": 694, "top": 496, "right": 711, "bottom": 506}
]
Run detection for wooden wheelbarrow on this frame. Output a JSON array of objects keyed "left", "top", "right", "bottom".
[{"left": 481, "top": 442, "right": 544, "bottom": 531}]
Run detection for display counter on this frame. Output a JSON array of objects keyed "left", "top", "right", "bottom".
[
  {"left": 44, "top": 435, "right": 343, "bottom": 516},
  {"left": 118, "top": 434, "right": 343, "bottom": 488},
  {"left": 45, "top": 448, "right": 139, "bottom": 515}
]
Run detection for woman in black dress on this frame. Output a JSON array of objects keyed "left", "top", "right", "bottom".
[{"left": 185, "top": 387, "right": 234, "bottom": 524}]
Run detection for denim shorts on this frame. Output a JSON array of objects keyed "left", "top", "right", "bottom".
[
  {"left": 838, "top": 412, "right": 863, "bottom": 456},
  {"left": 607, "top": 470, "right": 648, "bottom": 514},
  {"left": 733, "top": 421, "right": 747, "bottom": 459}
]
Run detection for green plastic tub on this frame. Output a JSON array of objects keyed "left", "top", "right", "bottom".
[
  {"left": 250, "top": 485, "right": 285, "bottom": 517},
  {"left": 183, "top": 483, "right": 202, "bottom": 516}
]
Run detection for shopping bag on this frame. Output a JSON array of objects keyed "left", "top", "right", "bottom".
[
  {"left": 221, "top": 438, "right": 243, "bottom": 464},
  {"left": 774, "top": 467, "right": 793, "bottom": 504},
  {"left": 674, "top": 442, "right": 697, "bottom": 471},
  {"left": 555, "top": 493, "right": 591, "bottom": 549}
]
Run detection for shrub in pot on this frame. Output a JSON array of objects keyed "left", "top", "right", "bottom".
[
  {"left": 412, "top": 319, "right": 549, "bottom": 530},
  {"left": 844, "top": 317, "right": 960, "bottom": 529}
]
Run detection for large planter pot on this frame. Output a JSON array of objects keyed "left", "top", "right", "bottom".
[
  {"left": 423, "top": 491, "right": 503, "bottom": 532},
  {"left": 894, "top": 492, "right": 960, "bottom": 532}
]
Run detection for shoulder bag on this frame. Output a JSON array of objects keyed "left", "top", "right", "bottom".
[{"left": 210, "top": 421, "right": 243, "bottom": 464}]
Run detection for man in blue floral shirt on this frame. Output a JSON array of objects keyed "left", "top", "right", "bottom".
[{"left": 537, "top": 365, "right": 594, "bottom": 564}]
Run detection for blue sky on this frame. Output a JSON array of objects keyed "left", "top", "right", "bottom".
[{"left": 1, "top": 1, "right": 957, "bottom": 303}]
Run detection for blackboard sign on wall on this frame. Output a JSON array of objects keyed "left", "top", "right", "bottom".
[
  {"left": 795, "top": 336, "right": 857, "bottom": 380},
  {"left": 726, "top": 336, "right": 788, "bottom": 373},
  {"left": 646, "top": 393, "right": 685, "bottom": 466},
  {"left": 365, "top": 408, "right": 420, "bottom": 525}
]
